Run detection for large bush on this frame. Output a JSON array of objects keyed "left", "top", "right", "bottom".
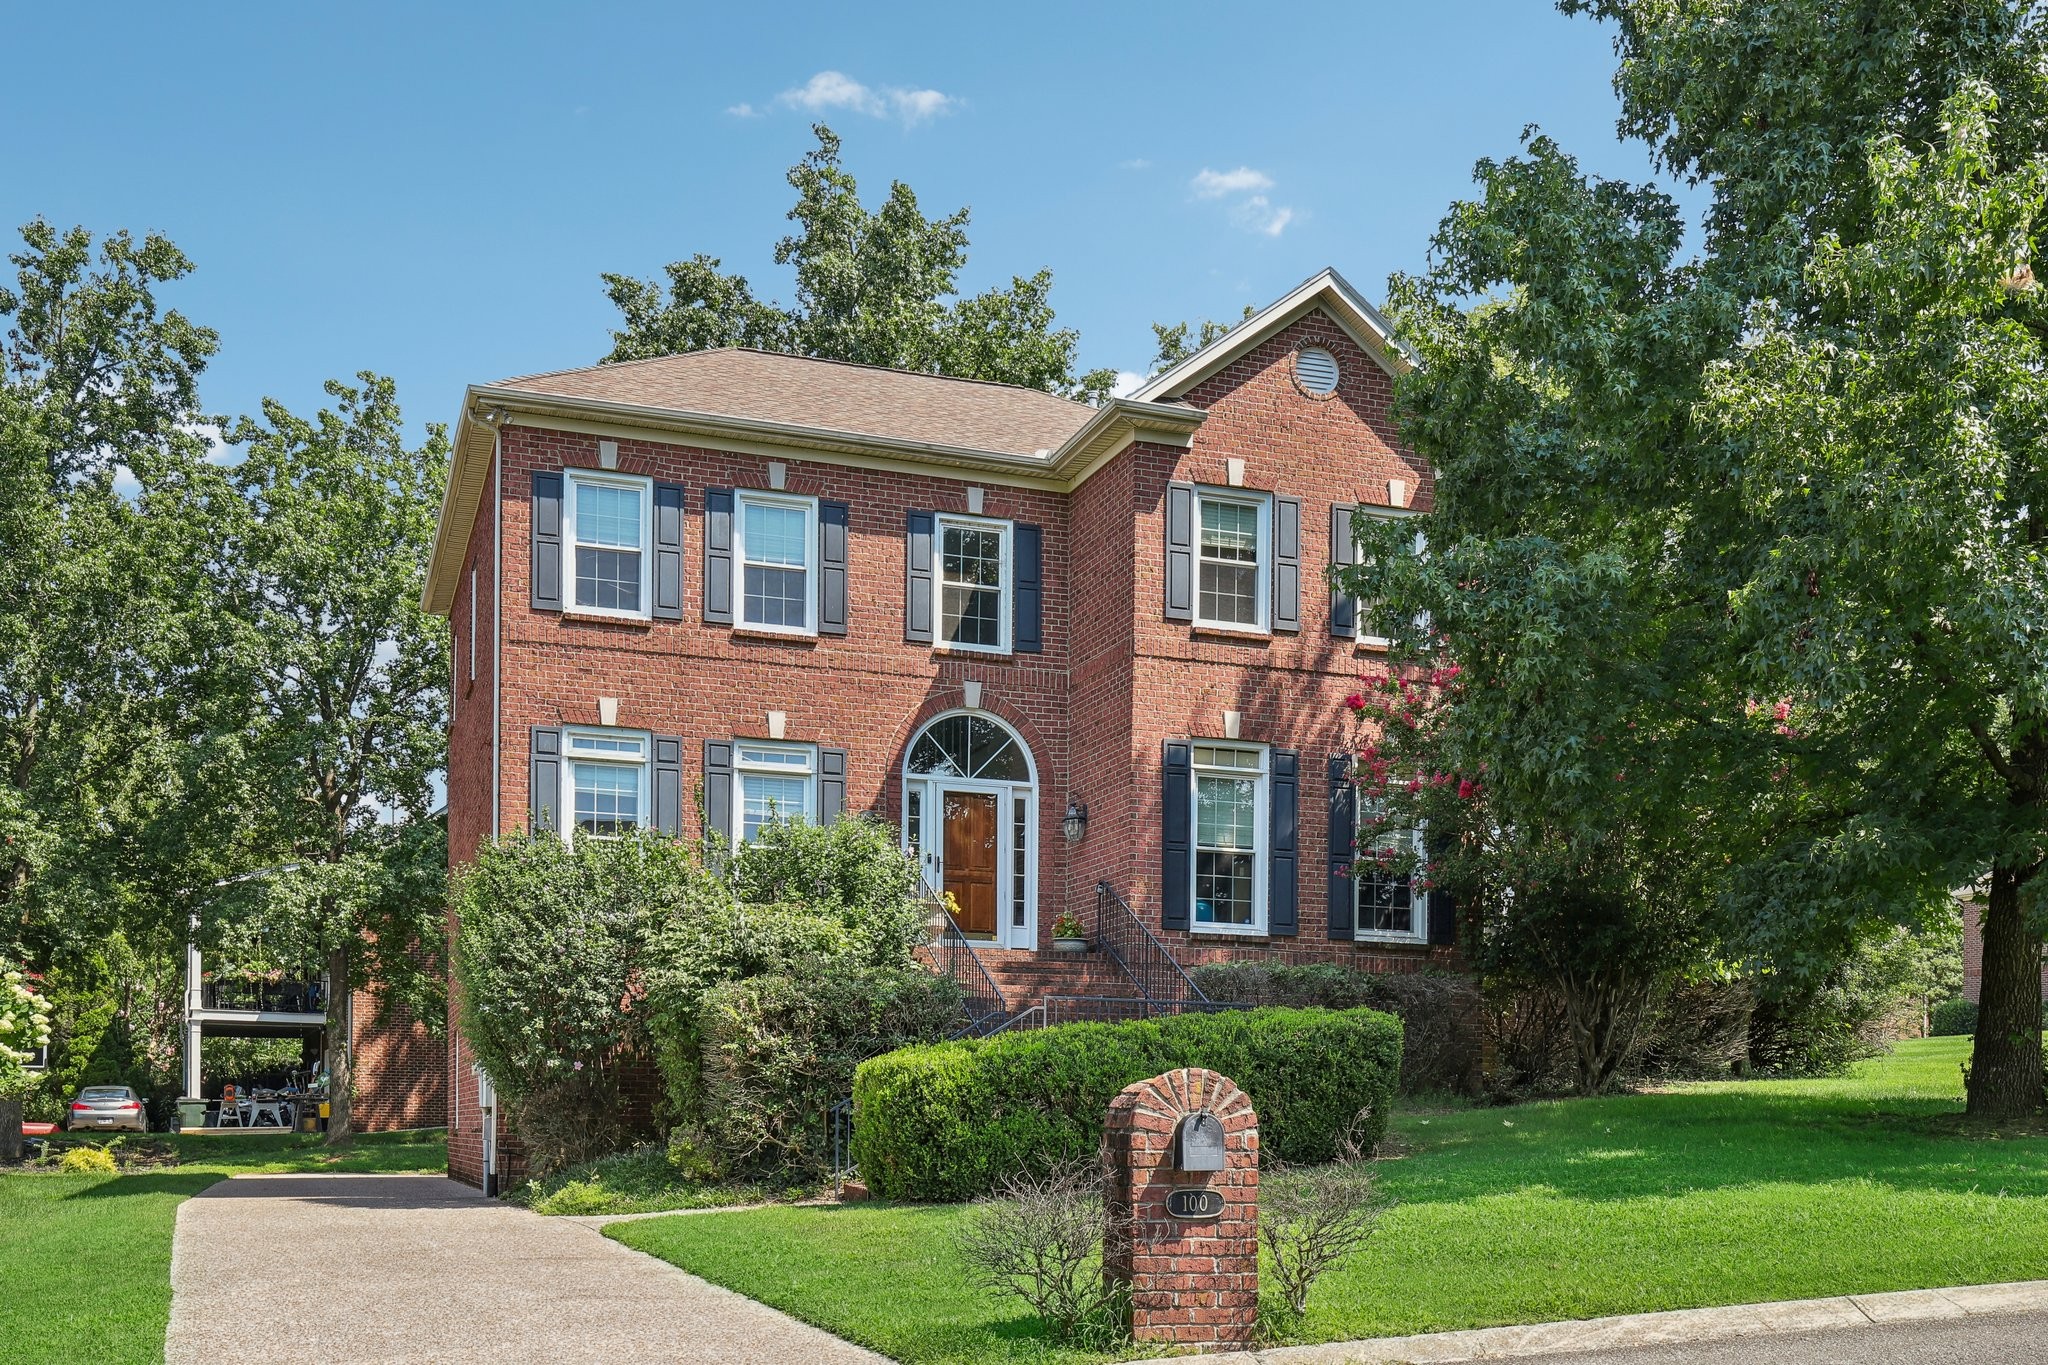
[
  {"left": 693, "top": 966, "right": 961, "bottom": 1178},
  {"left": 1930, "top": 998, "right": 1979, "bottom": 1037},
  {"left": 1190, "top": 963, "right": 1479, "bottom": 1094},
  {"left": 851, "top": 1007, "right": 1402, "bottom": 1202},
  {"left": 452, "top": 830, "right": 710, "bottom": 1173},
  {"left": 0, "top": 965, "right": 53, "bottom": 1103}
]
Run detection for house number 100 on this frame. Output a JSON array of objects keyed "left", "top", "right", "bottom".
[{"left": 1165, "top": 1188, "right": 1225, "bottom": 1221}]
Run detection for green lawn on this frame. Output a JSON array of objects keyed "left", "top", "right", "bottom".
[
  {"left": 0, "top": 1129, "right": 447, "bottom": 1365},
  {"left": 611, "top": 1038, "right": 2048, "bottom": 1365}
]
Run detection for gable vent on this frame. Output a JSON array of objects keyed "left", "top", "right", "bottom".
[{"left": 1295, "top": 346, "right": 1340, "bottom": 395}]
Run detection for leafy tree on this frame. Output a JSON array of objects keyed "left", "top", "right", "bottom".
[
  {"left": 212, "top": 374, "right": 449, "bottom": 1142},
  {"left": 603, "top": 125, "right": 1117, "bottom": 402},
  {"left": 0, "top": 220, "right": 229, "bottom": 963},
  {"left": 1146, "top": 306, "right": 1255, "bottom": 375}
]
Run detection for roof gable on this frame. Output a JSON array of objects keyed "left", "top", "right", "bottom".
[{"left": 1130, "top": 268, "right": 1408, "bottom": 403}]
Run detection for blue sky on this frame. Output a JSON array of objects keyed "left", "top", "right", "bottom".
[{"left": 4, "top": 2, "right": 1699, "bottom": 440}]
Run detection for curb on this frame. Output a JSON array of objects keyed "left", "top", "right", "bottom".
[{"left": 1165, "top": 1279, "right": 2048, "bottom": 1363}]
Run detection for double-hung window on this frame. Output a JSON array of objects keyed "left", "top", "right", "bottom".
[
  {"left": 1196, "top": 491, "right": 1268, "bottom": 630},
  {"left": 737, "top": 493, "right": 817, "bottom": 633},
  {"left": 1356, "top": 509, "right": 1427, "bottom": 648},
  {"left": 566, "top": 471, "right": 652, "bottom": 618},
  {"left": 936, "top": 515, "right": 1010, "bottom": 652},
  {"left": 1357, "top": 798, "right": 1426, "bottom": 942},
  {"left": 734, "top": 742, "right": 816, "bottom": 845},
  {"left": 1191, "top": 743, "right": 1267, "bottom": 931},
  {"left": 563, "top": 729, "right": 649, "bottom": 837}
]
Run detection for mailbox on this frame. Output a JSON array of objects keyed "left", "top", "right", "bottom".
[{"left": 1174, "top": 1111, "right": 1226, "bottom": 1172}]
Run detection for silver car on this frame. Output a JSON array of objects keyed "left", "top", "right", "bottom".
[{"left": 66, "top": 1085, "right": 147, "bottom": 1133}]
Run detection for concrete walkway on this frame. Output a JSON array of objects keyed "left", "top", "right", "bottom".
[
  {"left": 1186, "top": 1279, "right": 2048, "bottom": 1364},
  {"left": 165, "top": 1174, "right": 883, "bottom": 1364}
]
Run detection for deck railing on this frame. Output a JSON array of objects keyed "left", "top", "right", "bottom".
[{"left": 199, "top": 977, "right": 326, "bottom": 1014}]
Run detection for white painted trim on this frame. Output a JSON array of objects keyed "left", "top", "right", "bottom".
[
  {"left": 733, "top": 489, "right": 820, "bottom": 636},
  {"left": 563, "top": 468, "right": 656, "bottom": 621},
  {"left": 1189, "top": 741, "right": 1270, "bottom": 934},
  {"left": 732, "top": 740, "right": 818, "bottom": 850},
  {"left": 1193, "top": 487, "right": 1272, "bottom": 633},
  {"left": 558, "top": 727, "right": 652, "bottom": 840},
  {"left": 901, "top": 709, "right": 1040, "bottom": 949},
  {"left": 490, "top": 433, "right": 502, "bottom": 841},
  {"left": 1353, "top": 506, "right": 1426, "bottom": 649},
  {"left": 1354, "top": 809, "right": 1428, "bottom": 945},
  {"left": 932, "top": 513, "right": 1014, "bottom": 655},
  {"left": 1131, "top": 267, "right": 1412, "bottom": 403}
]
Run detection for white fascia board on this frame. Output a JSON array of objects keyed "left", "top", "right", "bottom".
[{"left": 1130, "top": 267, "right": 1415, "bottom": 403}]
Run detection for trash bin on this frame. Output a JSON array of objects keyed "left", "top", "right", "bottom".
[{"left": 176, "top": 1098, "right": 209, "bottom": 1131}]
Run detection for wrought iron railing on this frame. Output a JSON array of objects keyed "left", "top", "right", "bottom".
[
  {"left": 915, "top": 880, "right": 1009, "bottom": 1038},
  {"left": 1094, "top": 881, "right": 1215, "bottom": 1011}
]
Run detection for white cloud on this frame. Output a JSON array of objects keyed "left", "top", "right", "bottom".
[
  {"left": 1119, "top": 158, "right": 1153, "bottom": 171},
  {"left": 727, "top": 102, "right": 760, "bottom": 118},
  {"left": 1110, "top": 370, "right": 1147, "bottom": 399},
  {"left": 1191, "top": 166, "right": 1274, "bottom": 199},
  {"left": 1191, "top": 167, "right": 1294, "bottom": 237},
  {"left": 775, "top": 71, "right": 957, "bottom": 126}
]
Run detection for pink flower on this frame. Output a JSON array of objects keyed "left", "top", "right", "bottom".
[
  {"left": 1774, "top": 700, "right": 1791, "bottom": 721},
  {"left": 1345, "top": 692, "right": 1366, "bottom": 711},
  {"left": 1457, "top": 779, "right": 1475, "bottom": 799}
]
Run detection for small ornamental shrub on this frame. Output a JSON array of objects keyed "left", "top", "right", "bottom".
[
  {"left": 851, "top": 1006, "right": 1402, "bottom": 1201},
  {"left": 1930, "top": 998, "right": 1979, "bottom": 1037},
  {"left": 58, "top": 1143, "right": 117, "bottom": 1174},
  {"left": 957, "top": 1156, "right": 1128, "bottom": 1347},
  {"left": 1261, "top": 1156, "right": 1388, "bottom": 1319}
]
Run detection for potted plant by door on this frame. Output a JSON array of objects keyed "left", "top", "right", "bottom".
[{"left": 1051, "top": 913, "right": 1089, "bottom": 953}]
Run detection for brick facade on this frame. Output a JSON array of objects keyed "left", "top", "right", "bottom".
[
  {"left": 1959, "top": 895, "right": 2048, "bottom": 1004},
  {"left": 348, "top": 985, "right": 447, "bottom": 1131},
  {"left": 435, "top": 294, "right": 1468, "bottom": 1188}
]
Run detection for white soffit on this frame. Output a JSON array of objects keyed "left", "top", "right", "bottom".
[{"left": 1130, "top": 267, "right": 1411, "bottom": 403}]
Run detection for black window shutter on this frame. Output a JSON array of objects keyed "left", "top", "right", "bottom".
[
  {"left": 1329, "top": 503, "right": 1358, "bottom": 639},
  {"left": 1161, "top": 740, "right": 1192, "bottom": 931},
  {"left": 1014, "top": 523, "right": 1043, "bottom": 653},
  {"left": 1164, "top": 482, "right": 1195, "bottom": 621},
  {"left": 704, "top": 739, "right": 734, "bottom": 845},
  {"left": 703, "top": 489, "right": 734, "bottom": 624},
  {"left": 529, "top": 727, "right": 562, "bottom": 834},
  {"left": 1429, "top": 889, "right": 1458, "bottom": 946},
  {"left": 653, "top": 734, "right": 683, "bottom": 834},
  {"left": 819, "top": 747, "right": 848, "bottom": 823},
  {"left": 1273, "top": 496, "right": 1302, "bottom": 633},
  {"left": 531, "top": 472, "right": 563, "bottom": 612},
  {"left": 1327, "top": 754, "right": 1356, "bottom": 940},
  {"left": 652, "top": 482, "right": 685, "bottom": 621},
  {"left": 1269, "top": 748, "right": 1299, "bottom": 936},
  {"left": 905, "top": 510, "right": 935, "bottom": 643},
  {"left": 819, "top": 499, "right": 849, "bottom": 636}
]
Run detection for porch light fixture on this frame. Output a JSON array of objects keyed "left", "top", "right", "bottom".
[{"left": 1062, "top": 797, "right": 1088, "bottom": 845}]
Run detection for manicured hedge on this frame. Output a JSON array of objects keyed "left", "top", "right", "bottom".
[
  {"left": 1929, "top": 997, "right": 1978, "bottom": 1037},
  {"left": 850, "top": 1006, "right": 1402, "bottom": 1201}
]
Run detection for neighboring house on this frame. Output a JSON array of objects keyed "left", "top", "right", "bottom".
[
  {"left": 1958, "top": 889, "right": 2048, "bottom": 1006},
  {"left": 423, "top": 269, "right": 1461, "bottom": 1190}
]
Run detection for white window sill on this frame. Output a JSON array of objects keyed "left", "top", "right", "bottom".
[
  {"left": 562, "top": 609, "right": 653, "bottom": 627},
  {"left": 731, "top": 624, "right": 818, "bottom": 642},
  {"left": 932, "top": 642, "right": 1012, "bottom": 658},
  {"left": 1190, "top": 922, "right": 1267, "bottom": 937},
  {"left": 1189, "top": 623, "right": 1272, "bottom": 641},
  {"left": 1354, "top": 930, "right": 1429, "bottom": 947}
]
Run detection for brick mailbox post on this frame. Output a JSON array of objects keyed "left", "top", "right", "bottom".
[{"left": 1102, "top": 1067, "right": 1259, "bottom": 1348}]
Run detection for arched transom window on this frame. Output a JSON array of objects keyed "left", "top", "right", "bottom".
[{"left": 906, "top": 713, "right": 1031, "bottom": 783}]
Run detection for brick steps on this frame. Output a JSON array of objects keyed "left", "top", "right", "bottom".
[{"left": 978, "top": 950, "right": 1142, "bottom": 1011}]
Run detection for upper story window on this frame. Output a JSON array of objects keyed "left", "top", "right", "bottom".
[
  {"left": 563, "top": 729, "right": 648, "bottom": 837},
  {"left": 937, "top": 515, "right": 1010, "bottom": 653},
  {"left": 1356, "top": 510, "right": 1427, "bottom": 648},
  {"left": 734, "top": 741, "right": 816, "bottom": 844},
  {"left": 1197, "top": 491, "right": 1269, "bottom": 630},
  {"left": 738, "top": 492, "right": 817, "bottom": 633},
  {"left": 566, "top": 471, "right": 653, "bottom": 618},
  {"left": 1191, "top": 742, "right": 1267, "bottom": 931},
  {"left": 1357, "top": 799, "right": 1426, "bottom": 943}
]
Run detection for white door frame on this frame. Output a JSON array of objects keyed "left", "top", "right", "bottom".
[
  {"left": 906, "top": 773, "right": 1037, "bottom": 950},
  {"left": 474, "top": 1065, "right": 498, "bottom": 1194}
]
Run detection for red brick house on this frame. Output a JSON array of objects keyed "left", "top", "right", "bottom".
[
  {"left": 1958, "top": 890, "right": 2048, "bottom": 1007},
  {"left": 422, "top": 270, "right": 1459, "bottom": 1189}
]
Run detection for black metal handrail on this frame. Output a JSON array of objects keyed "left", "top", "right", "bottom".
[
  {"left": 918, "top": 879, "right": 1009, "bottom": 1038},
  {"left": 1094, "top": 881, "right": 1213, "bottom": 1011},
  {"left": 199, "top": 977, "right": 326, "bottom": 1014}
]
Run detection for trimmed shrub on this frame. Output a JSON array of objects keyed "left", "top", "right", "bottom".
[
  {"left": 1929, "top": 997, "right": 1978, "bottom": 1037},
  {"left": 58, "top": 1143, "right": 117, "bottom": 1174},
  {"left": 851, "top": 1006, "right": 1402, "bottom": 1202},
  {"left": 1190, "top": 963, "right": 1480, "bottom": 1094}
]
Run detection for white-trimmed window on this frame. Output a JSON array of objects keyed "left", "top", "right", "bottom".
[
  {"left": 1196, "top": 490, "right": 1269, "bottom": 630},
  {"left": 562, "top": 729, "right": 649, "bottom": 837},
  {"left": 566, "top": 471, "right": 653, "bottom": 618},
  {"left": 936, "top": 514, "right": 1011, "bottom": 652},
  {"left": 1356, "top": 509, "right": 1427, "bottom": 648},
  {"left": 735, "top": 741, "right": 817, "bottom": 845},
  {"left": 1357, "top": 798, "right": 1427, "bottom": 943},
  {"left": 736, "top": 492, "right": 818, "bottom": 633},
  {"left": 1191, "top": 743, "right": 1267, "bottom": 931}
]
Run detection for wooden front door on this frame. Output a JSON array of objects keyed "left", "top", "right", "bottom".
[{"left": 942, "top": 790, "right": 1000, "bottom": 938}]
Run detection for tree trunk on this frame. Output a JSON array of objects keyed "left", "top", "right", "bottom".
[
  {"left": 1965, "top": 864, "right": 2045, "bottom": 1119},
  {"left": 323, "top": 942, "right": 353, "bottom": 1145}
]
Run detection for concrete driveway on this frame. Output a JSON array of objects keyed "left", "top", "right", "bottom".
[{"left": 165, "top": 1174, "right": 883, "bottom": 1364}]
